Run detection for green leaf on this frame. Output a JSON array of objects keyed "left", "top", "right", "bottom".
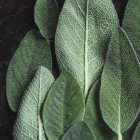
[
  {"left": 132, "top": 122, "right": 140, "bottom": 140},
  {"left": 55, "top": 0, "right": 118, "bottom": 98},
  {"left": 43, "top": 72, "right": 85, "bottom": 140},
  {"left": 100, "top": 28, "right": 140, "bottom": 139},
  {"left": 13, "top": 66, "right": 54, "bottom": 140},
  {"left": 112, "top": 121, "right": 138, "bottom": 140},
  {"left": 122, "top": 121, "right": 138, "bottom": 140},
  {"left": 34, "top": 0, "right": 59, "bottom": 38},
  {"left": 61, "top": 121, "right": 95, "bottom": 140},
  {"left": 122, "top": 0, "right": 140, "bottom": 60},
  {"left": 84, "top": 80, "right": 114, "bottom": 140},
  {"left": 6, "top": 30, "right": 52, "bottom": 112}
]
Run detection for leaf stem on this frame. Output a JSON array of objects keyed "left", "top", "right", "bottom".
[{"left": 118, "top": 133, "right": 122, "bottom": 140}]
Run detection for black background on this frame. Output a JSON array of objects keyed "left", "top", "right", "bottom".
[{"left": 0, "top": 0, "right": 128, "bottom": 139}]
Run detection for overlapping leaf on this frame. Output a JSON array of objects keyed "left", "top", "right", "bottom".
[
  {"left": 6, "top": 30, "right": 52, "bottom": 112},
  {"left": 61, "top": 122, "right": 95, "bottom": 140},
  {"left": 13, "top": 66, "right": 54, "bottom": 140},
  {"left": 34, "top": 0, "right": 59, "bottom": 38},
  {"left": 122, "top": 0, "right": 140, "bottom": 60},
  {"left": 132, "top": 122, "right": 140, "bottom": 140},
  {"left": 84, "top": 80, "right": 114, "bottom": 140},
  {"left": 43, "top": 72, "right": 85, "bottom": 140},
  {"left": 100, "top": 28, "right": 140, "bottom": 139},
  {"left": 56, "top": 0, "right": 118, "bottom": 98}
]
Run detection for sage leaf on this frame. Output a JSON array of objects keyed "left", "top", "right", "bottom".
[
  {"left": 122, "top": 121, "right": 138, "bottom": 140},
  {"left": 100, "top": 28, "right": 140, "bottom": 139},
  {"left": 122, "top": 0, "right": 140, "bottom": 59},
  {"left": 132, "top": 122, "right": 140, "bottom": 140},
  {"left": 55, "top": 0, "right": 118, "bottom": 98},
  {"left": 61, "top": 121, "right": 95, "bottom": 140},
  {"left": 84, "top": 80, "right": 113, "bottom": 140},
  {"left": 6, "top": 30, "right": 52, "bottom": 112},
  {"left": 35, "top": 0, "right": 59, "bottom": 38},
  {"left": 43, "top": 72, "right": 85, "bottom": 140},
  {"left": 13, "top": 66, "right": 54, "bottom": 140},
  {"left": 112, "top": 121, "right": 138, "bottom": 140}
]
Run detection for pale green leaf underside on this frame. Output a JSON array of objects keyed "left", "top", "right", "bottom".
[
  {"left": 13, "top": 66, "right": 54, "bottom": 140},
  {"left": 132, "top": 122, "right": 140, "bottom": 140},
  {"left": 43, "top": 72, "right": 85, "bottom": 140},
  {"left": 6, "top": 30, "right": 52, "bottom": 112},
  {"left": 100, "top": 28, "right": 140, "bottom": 137},
  {"left": 84, "top": 80, "right": 114, "bottom": 140},
  {"left": 56, "top": 0, "right": 118, "bottom": 97},
  {"left": 61, "top": 122, "right": 95, "bottom": 140},
  {"left": 122, "top": 0, "right": 140, "bottom": 60},
  {"left": 34, "top": 0, "right": 59, "bottom": 38}
]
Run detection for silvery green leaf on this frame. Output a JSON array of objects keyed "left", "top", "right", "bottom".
[
  {"left": 55, "top": 0, "right": 118, "bottom": 98},
  {"left": 132, "top": 122, "right": 140, "bottom": 140},
  {"left": 61, "top": 122, "right": 95, "bottom": 140},
  {"left": 13, "top": 66, "right": 54, "bottom": 140},
  {"left": 100, "top": 28, "right": 140, "bottom": 139},
  {"left": 6, "top": 30, "right": 52, "bottom": 112},
  {"left": 34, "top": 0, "right": 59, "bottom": 38},
  {"left": 43, "top": 72, "right": 85, "bottom": 140},
  {"left": 84, "top": 80, "right": 114, "bottom": 140},
  {"left": 112, "top": 122, "right": 138, "bottom": 140},
  {"left": 122, "top": 0, "right": 140, "bottom": 60}
]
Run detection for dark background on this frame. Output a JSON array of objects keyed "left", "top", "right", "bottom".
[{"left": 0, "top": 0, "right": 128, "bottom": 139}]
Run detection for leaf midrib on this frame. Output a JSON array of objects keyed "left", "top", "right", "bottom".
[
  {"left": 84, "top": 0, "right": 89, "bottom": 99},
  {"left": 118, "top": 38, "right": 122, "bottom": 140},
  {"left": 118, "top": 95, "right": 122, "bottom": 140},
  {"left": 38, "top": 69, "right": 42, "bottom": 140}
]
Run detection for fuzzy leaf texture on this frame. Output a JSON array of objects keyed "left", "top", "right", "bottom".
[
  {"left": 122, "top": 0, "right": 140, "bottom": 60},
  {"left": 55, "top": 0, "right": 118, "bottom": 98},
  {"left": 61, "top": 122, "right": 95, "bottom": 140},
  {"left": 43, "top": 72, "right": 85, "bottom": 140},
  {"left": 132, "top": 122, "right": 140, "bottom": 140},
  {"left": 35, "top": 0, "right": 59, "bottom": 38},
  {"left": 84, "top": 80, "right": 114, "bottom": 140},
  {"left": 6, "top": 30, "right": 52, "bottom": 112},
  {"left": 100, "top": 28, "right": 140, "bottom": 139},
  {"left": 13, "top": 66, "right": 54, "bottom": 140},
  {"left": 112, "top": 122, "right": 138, "bottom": 140}
]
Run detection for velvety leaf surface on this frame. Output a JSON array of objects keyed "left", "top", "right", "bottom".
[
  {"left": 132, "top": 122, "right": 140, "bottom": 140},
  {"left": 100, "top": 28, "right": 140, "bottom": 139},
  {"left": 112, "top": 122, "right": 138, "bottom": 140},
  {"left": 13, "top": 66, "right": 54, "bottom": 140},
  {"left": 84, "top": 80, "right": 114, "bottom": 140},
  {"left": 55, "top": 0, "right": 118, "bottom": 98},
  {"left": 43, "top": 72, "right": 85, "bottom": 140},
  {"left": 122, "top": 0, "right": 140, "bottom": 60},
  {"left": 6, "top": 30, "right": 52, "bottom": 112},
  {"left": 61, "top": 122, "right": 95, "bottom": 140},
  {"left": 34, "top": 0, "right": 59, "bottom": 38}
]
